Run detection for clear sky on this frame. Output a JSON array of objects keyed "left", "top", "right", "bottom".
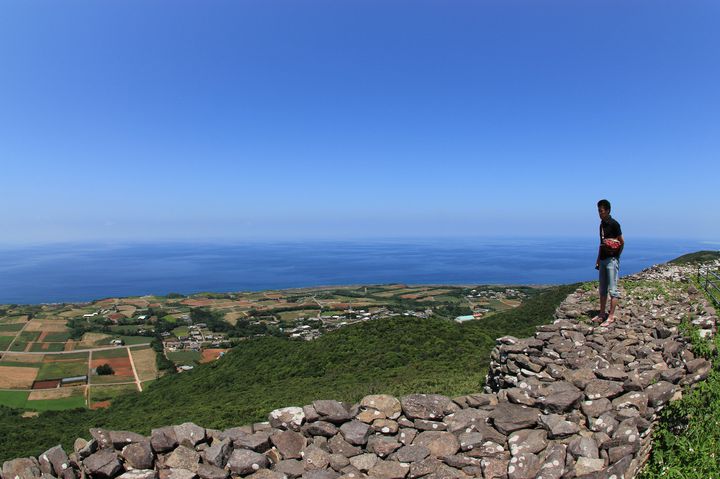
[{"left": 1, "top": 1, "right": 718, "bottom": 244}]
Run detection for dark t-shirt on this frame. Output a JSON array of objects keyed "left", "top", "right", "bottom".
[{"left": 599, "top": 216, "right": 623, "bottom": 260}]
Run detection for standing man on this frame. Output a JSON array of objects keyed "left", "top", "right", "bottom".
[{"left": 594, "top": 199, "right": 624, "bottom": 326}]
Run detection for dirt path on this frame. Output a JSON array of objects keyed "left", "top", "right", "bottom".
[
  {"left": 7, "top": 343, "right": 151, "bottom": 356},
  {"left": 126, "top": 346, "right": 142, "bottom": 392},
  {"left": 2, "top": 320, "right": 31, "bottom": 355}
]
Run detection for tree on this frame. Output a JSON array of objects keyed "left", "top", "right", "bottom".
[{"left": 96, "top": 364, "right": 114, "bottom": 375}]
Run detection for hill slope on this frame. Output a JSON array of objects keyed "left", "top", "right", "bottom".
[{"left": 0, "top": 283, "right": 575, "bottom": 461}]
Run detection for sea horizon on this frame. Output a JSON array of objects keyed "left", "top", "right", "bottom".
[{"left": 0, "top": 237, "right": 716, "bottom": 305}]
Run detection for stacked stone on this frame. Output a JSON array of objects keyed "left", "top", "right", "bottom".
[{"left": 2, "top": 263, "right": 717, "bottom": 479}]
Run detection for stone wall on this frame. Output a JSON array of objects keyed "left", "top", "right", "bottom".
[{"left": 2, "top": 262, "right": 717, "bottom": 479}]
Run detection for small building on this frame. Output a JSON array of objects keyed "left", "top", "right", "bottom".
[
  {"left": 454, "top": 315, "right": 475, "bottom": 323},
  {"left": 61, "top": 375, "right": 88, "bottom": 386}
]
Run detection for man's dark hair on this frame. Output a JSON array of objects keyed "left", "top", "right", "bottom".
[{"left": 597, "top": 199, "right": 611, "bottom": 211}]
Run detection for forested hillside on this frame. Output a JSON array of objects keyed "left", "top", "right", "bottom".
[{"left": 0, "top": 284, "right": 576, "bottom": 461}]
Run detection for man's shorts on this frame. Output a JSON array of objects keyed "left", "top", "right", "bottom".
[{"left": 599, "top": 257, "right": 620, "bottom": 298}]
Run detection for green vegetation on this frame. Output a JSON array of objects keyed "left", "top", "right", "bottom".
[
  {"left": 669, "top": 250, "right": 720, "bottom": 265},
  {"left": 92, "top": 348, "right": 129, "bottom": 360},
  {"left": 166, "top": 350, "right": 201, "bottom": 364},
  {"left": 29, "top": 343, "right": 65, "bottom": 352},
  {"left": 96, "top": 364, "right": 114, "bottom": 375},
  {"left": 0, "top": 324, "right": 24, "bottom": 332},
  {"left": 0, "top": 336, "right": 13, "bottom": 349},
  {"left": 36, "top": 361, "right": 88, "bottom": 381},
  {"left": 0, "top": 284, "right": 574, "bottom": 461},
  {"left": 26, "top": 396, "right": 86, "bottom": 412},
  {"left": 0, "top": 391, "right": 30, "bottom": 409},
  {"left": 90, "top": 384, "right": 139, "bottom": 403},
  {"left": 43, "top": 332, "right": 72, "bottom": 342}
]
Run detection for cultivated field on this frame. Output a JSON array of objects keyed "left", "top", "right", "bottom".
[
  {"left": 130, "top": 347, "right": 158, "bottom": 381},
  {"left": 0, "top": 366, "right": 38, "bottom": 388}
]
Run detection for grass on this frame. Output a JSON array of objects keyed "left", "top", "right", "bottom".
[
  {"left": 0, "top": 391, "right": 30, "bottom": 409},
  {"left": 0, "top": 324, "right": 24, "bottom": 332},
  {"left": 172, "top": 326, "right": 190, "bottom": 338},
  {"left": 43, "top": 332, "right": 71, "bottom": 342},
  {"left": 118, "top": 336, "right": 151, "bottom": 345},
  {"left": 9, "top": 341, "right": 28, "bottom": 352},
  {"left": 0, "top": 336, "right": 13, "bottom": 350},
  {"left": 166, "top": 350, "right": 202, "bottom": 364},
  {"left": 89, "top": 384, "right": 139, "bottom": 403},
  {"left": 92, "top": 348, "right": 129, "bottom": 360},
  {"left": 29, "top": 343, "right": 65, "bottom": 352},
  {"left": 0, "top": 361, "right": 43, "bottom": 368},
  {"left": 53, "top": 352, "right": 89, "bottom": 361},
  {"left": 91, "top": 375, "right": 136, "bottom": 385},
  {"left": 26, "top": 396, "right": 86, "bottom": 412},
  {"left": 36, "top": 361, "right": 88, "bottom": 381}
]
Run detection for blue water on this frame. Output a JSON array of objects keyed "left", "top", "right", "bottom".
[{"left": 0, "top": 238, "right": 713, "bottom": 304}]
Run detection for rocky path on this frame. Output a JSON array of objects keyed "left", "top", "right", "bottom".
[{"left": 2, "top": 261, "right": 718, "bottom": 479}]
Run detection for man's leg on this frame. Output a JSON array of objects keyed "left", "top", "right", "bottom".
[
  {"left": 596, "top": 260, "right": 608, "bottom": 321},
  {"left": 605, "top": 258, "right": 620, "bottom": 324}
]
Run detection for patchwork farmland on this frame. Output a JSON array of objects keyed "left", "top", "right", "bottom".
[{"left": 0, "top": 283, "right": 536, "bottom": 411}]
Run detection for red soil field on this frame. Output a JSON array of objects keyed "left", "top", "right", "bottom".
[
  {"left": 32, "top": 379, "right": 61, "bottom": 389},
  {"left": 91, "top": 357, "right": 134, "bottom": 377}
]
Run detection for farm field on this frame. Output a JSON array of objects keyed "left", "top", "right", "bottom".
[
  {"left": 0, "top": 366, "right": 38, "bottom": 388},
  {"left": 129, "top": 347, "right": 159, "bottom": 381},
  {"left": 167, "top": 350, "right": 201, "bottom": 365},
  {"left": 36, "top": 357, "right": 88, "bottom": 381}
]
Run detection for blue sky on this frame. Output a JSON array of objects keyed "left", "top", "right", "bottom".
[{"left": 1, "top": 1, "right": 718, "bottom": 244}]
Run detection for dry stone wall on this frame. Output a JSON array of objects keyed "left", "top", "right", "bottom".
[{"left": 2, "top": 262, "right": 717, "bottom": 479}]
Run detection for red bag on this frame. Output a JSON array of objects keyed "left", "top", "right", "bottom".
[{"left": 603, "top": 238, "right": 622, "bottom": 252}]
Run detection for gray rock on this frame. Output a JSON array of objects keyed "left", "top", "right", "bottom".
[
  {"left": 303, "top": 421, "right": 339, "bottom": 438},
  {"left": 580, "top": 398, "right": 612, "bottom": 418},
  {"left": 646, "top": 381, "right": 676, "bottom": 407},
  {"left": 302, "top": 470, "right": 339, "bottom": 479},
  {"left": 121, "top": 442, "right": 154, "bottom": 470},
  {"left": 327, "top": 435, "right": 362, "bottom": 458},
  {"left": 608, "top": 444, "right": 636, "bottom": 464},
  {"left": 83, "top": 449, "right": 123, "bottom": 479},
  {"left": 150, "top": 427, "right": 178, "bottom": 453},
  {"left": 574, "top": 457, "right": 605, "bottom": 476},
  {"left": 268, "top": 407, "right": 305, "bottom": 431},
  {"left": 165, "top": 469, "right": 196, "bottom": 479},
  {"left": 507, "top": 452, "right": 540, "bottom": 479},
  {"left": 536, "top": 444, "right": 566, "bottom": 479},
  {"left": 660, "top": 367, "right": 686, "bottom": 384},
  {"left": 368, "top": 460, "right": 410, "bottom": 479},
  {"left": 442, "top": 409, "right": 488, "bottom": 434},
  {"left": 394, "top": 445, "right": 430, "bottom": 463},
  {"left": 412, "top": 432, "right": 459, "bottom": 458},
  {"left": 328, "top": 454, "right": 350, "bottom": 472},
  {"left": 397, "top": 429, "right": 418, "bottom": 447},
  {"left": 413, "top": 419, "right": 446, "bottom": 431},
  {"left": 274, "top": 460, "right": 305, "bottom": 478},
  {"left": 366, "top": 437, "right": 401, "bottom": 458},
  {"left": 360, "top": 395, "right": 402, "bottom": 420},
  {"left": 567, "top": 437, "right": 599, "bottom": 459},
  {"left": 165, "top": 446, "right": 200, "bottom": 472},
  {"left": 507, "top": 429, "right": 547, "bottom": 456},
  {"left": 74, "top": 438, "right": 97, "bottom": 459},
  {"left": 506, "top": 388, "right": 536, "bottom": 407},
  {"left": 220, "top": 426, "right": 253, "bottom": 442},
  {"left": 173, "top": 423, "right": 205, "bottom": 448},
  {"left": 196, "top": 464, "right": 228, "bottom": 479},
  {"left": 540, "top": 389, "right": 583, "bottom": 413},
  {"left": 302, "top": 445, "right": 331, "bottom": 470},
  {"left": 303, "top": 405, "right": 321, "bottom": 423},
  {"left": 107, "top": 431, "right": 147, "bottom": 450},
  {"left": 595, "top": 367, "right": 628, "bottom": 381},
  {"left": 117, "top": 470, "right": 157, "bottom": 479},
  {"left": 234, "top": 431, "right": 271, "bottom": 452},
  {"left": 372, "top": 419, "right": 399, "bottom": 435},
  {"left": 271, "top": 430, "right": 306, "bottom": 460},
  {"left": 538, "top": 414, "right": 579, "bottom": 439},
  {"left": 313, "top": 400, "right": 353, "bottom": 423},
  {"left": 612, "top": 391, "right": 648, "bottom": 414},
  {"left": 349, "top": 453, "right": 378, "bottom": 472},
  {"left": 203, "top": 438, "right": 231, "bottom": 468},
  {"left": 227, "top": 449, "right": 269, "bottom": 476},
  {"left": 408, "top": 457, "right": 441, "bottom": 479},
  {"left": 39, "top": 445, "right": 70, "bottom": 477},
  {"left": 490, "top": 403, "right": 540, "bottom": 435},
  {"left": 339, "top": 421, "right": 370, "bottom": 446},
  {"left": 584, "top": 380, "right": 624, "bottom": 400},
  {"left": 400, "top": 394, "right": 457, "bottom": 421},
  {"left": 246, "top": 470, "right": 287, "bottom": 479},
  {"left": 480, "top": 458, "right": 508, "bottom": 479},
  {"left": 89, "top": 429, "right": 114, "bottom": 450},
  {"left": 2, "top": 458, "right": 42, "bottom": 479}
]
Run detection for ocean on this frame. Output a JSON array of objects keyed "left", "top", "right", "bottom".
[{"left": 0, "top": 238, "right": 713, "bottom": 304}]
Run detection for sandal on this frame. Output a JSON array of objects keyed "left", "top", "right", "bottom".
[
  {"left": 600, "top": 316, "right": 616, "bottom": 327},
  {"left": 591, "top": 313, "right": 608, "bottom": 323}
]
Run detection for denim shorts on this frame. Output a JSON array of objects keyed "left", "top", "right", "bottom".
[{"left": 599, "top": 257, "right": 620, "bottom": 298}]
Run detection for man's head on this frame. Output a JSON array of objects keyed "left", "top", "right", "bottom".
[{"left": 597, "top": 199, "right": 611, "bottom": 221}]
